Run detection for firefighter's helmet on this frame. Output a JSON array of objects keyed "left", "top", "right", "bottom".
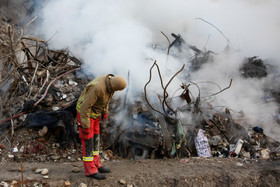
[{"left": 110, "top": 75, "right": 127, "bottom": 91}]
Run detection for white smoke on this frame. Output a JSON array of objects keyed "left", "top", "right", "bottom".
[{"left": 36, "top": 0, "right": 280, "bottom": 139}]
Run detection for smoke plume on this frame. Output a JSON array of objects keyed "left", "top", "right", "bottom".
[{"left": 36, "top": 0, "right": 280, "bottom": 140}]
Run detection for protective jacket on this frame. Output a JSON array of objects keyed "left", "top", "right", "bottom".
[
  {"left": 76, "top": 74, "right": 114, "bottom": 128},
  {"left": 76, "top": 74, "right": 127, "bottom": 177}
]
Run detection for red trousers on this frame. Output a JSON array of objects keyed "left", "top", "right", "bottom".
[{"left": 77, "top": 112, "right": 102, "bottom": 176}]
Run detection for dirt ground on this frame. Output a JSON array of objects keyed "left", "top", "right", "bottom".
[{"left": 0, "top": 157, "right": 280, "bottom": 187}]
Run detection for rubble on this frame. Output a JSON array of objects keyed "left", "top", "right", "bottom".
[
  {"left": 240, "top": 56, "right": 267, "bottom": 78},
  {"left": 0, "top": 3, "right": 280, "bottom": 186},
  {"left": 0, "top": 11, "right": 278, "bottom": 164}
]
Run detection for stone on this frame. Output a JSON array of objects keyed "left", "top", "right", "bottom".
[
  {"left": 19, "top": 146, "right": 25, "bottom": 153},
  {"left": 78, "top": 183, "right": 87, "bottom": 187},
  {"left": 18, "top": 114, "right": 27, "bottom": 122},
  {"left": 52, "top": 106, "right": 60, "bottom": 111},
  {"left": 209, "top": 135, "right": 222, "bottom": 146},
  {"left": 38, "top": 126, "right": 48, "bottom": 137},
  {"left": 236, "top": 162, "right": 243, "bottom": 166},
  {"left": 72, "top": 167, "right": 80, "bottom": 173},
  {"left": 261, "top": 149, "right": 270, "bottom": 160},
  {"left": 11, "top": 180, "right": 17, "bottom": 185},
  {"left": 41, "top": 168, "right": 49, "bottom": 175},
  {"left": 51, "top": 155, "right": 61, "bottom": 160},
  {"left": 69, "top": 80, "right": 78, "bottom": 86},
  {"left": 35, "top": 169, "right": 42, "bottom": 174},
  {"left": 61, "top": 94, "right": 67, "bottom": 99},
  {"left": 119, "top": 179, "right": 126, "bottom": 185},
  {"left": 0, "top": 181, "right": 8, "bottom": 187},
  {"left": 65, "top": 180, "right": 71, "bottom": 186},
  {"left": 8, "top": 154, "right": 14, "bottom": 158}
]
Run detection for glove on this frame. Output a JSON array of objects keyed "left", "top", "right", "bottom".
[
  {"left": 102, "top": 114, "right": 107, "bottom": 121},
  {"left": 79, "top": 127, "right": 91, "bottom": 140},
  {"left": 82, "top": 128, "right": 90, "bottom": 134}
]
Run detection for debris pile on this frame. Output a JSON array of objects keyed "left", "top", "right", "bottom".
[
  {"left": 201, "top": 111, "right": 280, "bottom": 160},
  {"left": 240, "top": 56, "right": 267, "bottom": 78},
  {"left": 109, "top": 101, "right": 280, "bottom": 161},
  {"left": 0, "top": 11, "right": 280, "bottom": 167},
  {"left": 0, "top": 17, "right": 89, "bottom": 162}
]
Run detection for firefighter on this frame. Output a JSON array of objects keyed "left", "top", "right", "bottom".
[{"left": 76, "top": 74, "right": 127, "bottom": 179}]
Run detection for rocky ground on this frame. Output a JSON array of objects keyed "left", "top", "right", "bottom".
[{"left": 1, "top": 157, "right": 280, "bottom": 187}]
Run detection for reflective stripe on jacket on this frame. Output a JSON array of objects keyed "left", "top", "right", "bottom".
[{"left": 76, "top": 74, "right": 114, "bottom": 128}]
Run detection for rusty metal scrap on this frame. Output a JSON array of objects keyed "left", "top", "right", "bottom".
[
  {"left": 162, "top": 63, "right": 185, "bottom": 115},
  {"left": 144, "top": 61, "right": 168, "bottom": 118},
  {"left": 180, "top": 83, "right": 191, "bottom": 104},
  {"left": 144, "top": 60, "right": 185, "bottom": 119}
]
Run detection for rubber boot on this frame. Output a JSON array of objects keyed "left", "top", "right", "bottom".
[
  {"left": 93, "top": 155, "right": 111, "bottom": 173},
  {"left": 87, "top": 172, "right": 106, "bottom": 180},
  {"left": 98, "top": 166, "right": 111, "bottom": 173}
]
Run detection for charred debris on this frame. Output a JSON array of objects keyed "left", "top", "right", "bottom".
[{"left": 0, "top": 19, "right": 280, "bottom": 163}]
